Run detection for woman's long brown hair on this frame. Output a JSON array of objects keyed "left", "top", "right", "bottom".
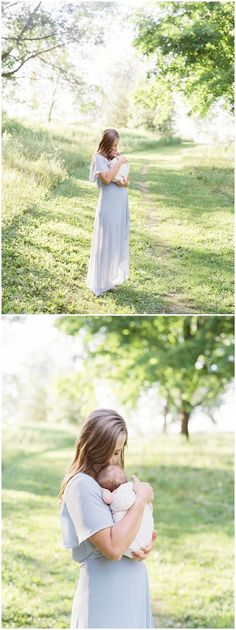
[
  {"left": 59, "top": 408, "right": 128, "bottom": 502},
  {"left": 92, "top": 128, "right": 120, "bottom": 160}
]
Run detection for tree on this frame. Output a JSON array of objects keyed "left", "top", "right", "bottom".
[
  {"left": 2, "top": 1, "right": 64, "bottom": 79},
  {"left": 2, "top": 1, "right": 112, "bottom": 77},
  {"left": 105, "top": 61, "right": 138, "bottom": 128},
  {"left": 57, "top": 316, "right": 234, "bottom": 439},
  {"left": 132, "top": 76, "right": 175, "bottom": 134},
  {"left": 49, "top": 371, "right": 96, "bottom": 425},
  {"left": 1, "top": 0, "right": 117, "bottom": 113},
  {"left": 133, "top": 1, "right": 234, "bottom": 115}
]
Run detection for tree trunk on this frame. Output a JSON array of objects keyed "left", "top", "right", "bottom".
[
  {"left": 180, "top": 409, "right": 190, "bottom": 439},
  {"left": 48, "top": 85, "right": 57, "bottom": 123},
  {"left": 162, "top": 402, "right": 168, "bottom": 433}
]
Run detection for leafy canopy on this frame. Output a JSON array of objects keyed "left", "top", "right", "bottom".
[
  {"left": 57, "top": 316, "right": 234, "bottom": 422},
  {"left": 133, "top": 1, "right": 234, "bottom": 114}
]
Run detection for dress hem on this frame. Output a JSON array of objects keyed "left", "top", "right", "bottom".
[{"left": 87, "top": 270, "right": 129, "bottom": 297}]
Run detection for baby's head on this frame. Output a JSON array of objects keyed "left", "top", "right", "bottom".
[
  {"left": 97, "top": 464, "right": 127, "bottom": 491},
  {"left": 108, "top": 149, "right": 118, "bottom": 160}
]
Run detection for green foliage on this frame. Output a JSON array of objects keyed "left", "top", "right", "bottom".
[
  {"left": 2, "top": 118, "right": 234, "bottom": 314},
  {"left": 57, "top": 316, "right": 234, "bottom": 434},
  {"left": 53, "top": 372, "right": 96, "bottom": 424},
  {"left": 132, "top": 77, "right": 174, "bottom": 134},
  {"left": 105, "top": 61, "right": 138, "bottom": 128},
  {"left": 133, "top": 1, "right": 234, "bottom": 114},
  {"left": 2, "top": 419, "right": 234, "bottom": 628}
]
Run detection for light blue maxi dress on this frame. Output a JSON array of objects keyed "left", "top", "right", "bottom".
[
  {"left": 86, "top": 154, "right": 130, "bottom": 296},
  {"left": 60, "top": 472, "right": 154, "bottom": 629}
]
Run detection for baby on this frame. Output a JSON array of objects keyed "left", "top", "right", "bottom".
[
  {"left": 97, "top": 464, "right": 154, "bottom": 558},
  {"left": 108, "top": 150, "right": 130, "bottom": 185}
]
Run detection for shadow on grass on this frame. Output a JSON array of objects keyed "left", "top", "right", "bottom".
[
  {"left": 3, "top": 118, "right": 92, "bottom": 179},
  {"left": 4, "top": 117, "right": 88, "bottom": 151},
  {"left": 131, "top": 154, "right": 233, "bottom": 216},
  {"left": 127, "top": 463, "right": 234, "bottom": 538},
  {"left": 2, "top": 203, "right": 233, "bottom": 314},
  {"left": 2, "top": 423, "right": 77, "bottom": 497},
  {"left": 109, "top": 235, "right": 233, "bottom": 313},
  {"left": 50, "top": 178, "right": 89, "bottom": 199},
  {"left": 2, "top": 199, "right": 233, "bottom": 314},
  {"left": 3, "top": 452, "right": 71, "bottom": 499}
]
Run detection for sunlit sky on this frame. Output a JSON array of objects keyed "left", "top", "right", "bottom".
[
  {"left": 39, "top": 0, "right": 155, "bottom": 8},
  {"left": 2, "top": 316, "right": 234, "bottom": 434}
]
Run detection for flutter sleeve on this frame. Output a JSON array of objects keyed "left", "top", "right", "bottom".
[
  {"left": 63, "top": 474, "right": 114, "bottom": 545},
  {"left": 89, "top": 154, "right": 110, "bottom": 183}
]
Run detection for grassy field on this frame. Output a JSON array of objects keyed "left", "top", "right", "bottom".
[
  {"left": 2, "top": 421, "right": 234, "bottom": 628},
  {"left": 2, "top": 117, "right": 234, "bottom": 314}
]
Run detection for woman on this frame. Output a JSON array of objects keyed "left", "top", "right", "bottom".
[
  {"left": 59, "top": 409, "right": 157, "bottom": 629},
  {"left": 87, "top": 129, "right": 130, "bottom": 297}
]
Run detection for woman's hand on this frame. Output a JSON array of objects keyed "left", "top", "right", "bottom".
[
  {"left": 132, "top": 474, "right": 154, "bottom": 504},
  {"left": 132, "top": 531, "right": 158, "bottom": 561},
  {"left": 115, "top": 177, "right": 129, "bottom": 187}
]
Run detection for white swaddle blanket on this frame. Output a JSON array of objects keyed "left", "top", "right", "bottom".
[
  {"left": 109, "top": 156, "right": 130, "bottom": 183},
  {"left": 106, "top": 481, "right": 154, "bottom": 558}
]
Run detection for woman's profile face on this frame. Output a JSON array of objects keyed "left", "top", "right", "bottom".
[
  {"left": 111, "top": 138, "right": 119, "bottom": 153},
  {"left": 108, "top": 432, "right": 126, "bottom": 466}
]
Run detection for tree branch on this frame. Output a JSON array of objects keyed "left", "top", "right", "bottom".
[
  {"left": 207, "top": 410, "right": 218, "bottom": 425},
  {"left": 11, "top": 73, "right": 57, "bottom": 80},
  {"left": 16, "top": 1, "right": 42, "bottom": 46},
  {"left": 2, "top": 33, "right": 57, "bottom": 41},
  {"left": 37, "top": 55, "right": 66, "bottom": 73},
  {"left": 2, "top": 1, "right": 20, "bottom": 12},
  {"left": 37, "top": 55, "right": 85, "bottom": 89},
  {"left": 5, "top": 1, "right": 21, "bottom": 6},
  {"left": 2, "top": 1, "right": 42, "bottom": 61},
  {"left": 2, "top": 43, "right": 66, "bottom": 77}
]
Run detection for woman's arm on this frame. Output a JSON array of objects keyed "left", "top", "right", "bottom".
[
  {"left": 98, "top": 156, "right": 128, "bottom": 185},
  {"left": 89, "top": 497, "right": 145, "bottom": 561},
  {"left": 89, "top": 478, "right": 154, "bottom": 561}
]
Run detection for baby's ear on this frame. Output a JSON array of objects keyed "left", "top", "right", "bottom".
[{"left": 102, "top": 489, "right": 113, "bottom": 504}]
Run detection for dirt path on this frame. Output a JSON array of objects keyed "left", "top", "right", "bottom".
[{"left": 136, "top": 163, "right": 197, "bottom": 314}]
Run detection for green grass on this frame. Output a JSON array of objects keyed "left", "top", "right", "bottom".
[
  {"left": 2, "top": 421, "right": 234, "bottom": 628},
  {"left": 2, "top": 117, "right": 234, "bottom": 313}
]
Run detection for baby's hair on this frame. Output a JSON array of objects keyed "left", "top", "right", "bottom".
[{"left": 97, "top": 464, "right": 127, "bottom": 492}]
